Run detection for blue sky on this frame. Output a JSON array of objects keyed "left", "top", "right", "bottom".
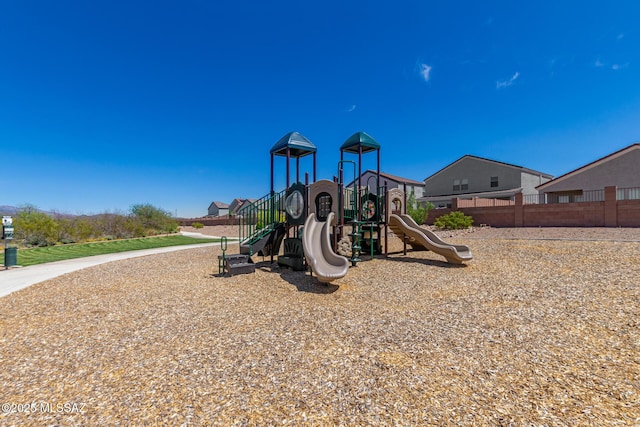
[{"left": 1, "top": 1, "right": 638, "bottom": 217}]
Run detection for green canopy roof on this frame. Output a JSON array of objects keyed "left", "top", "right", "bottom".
[
  {"left": 340, "top": 131, "right": 380, "bottom": 154},
  {"left": 270, "top": 131, "right": 317, "bottom": 158}
]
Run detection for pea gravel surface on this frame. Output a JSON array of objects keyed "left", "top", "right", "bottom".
[{"left": 1, "top": 227, "right": 639, "bottom": 426}]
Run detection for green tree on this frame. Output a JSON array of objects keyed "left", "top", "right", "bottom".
[
  {"left": 13, "top": 205, "right": 59, "bottom": 247},
  {"left": 56, "top": 217, "right": 77, "bottom": 244},
  {"left": 94, "top": 212, "right": 141, "bottom": 239},
  {"left": 130, "top": 204, "right": 178, "bottom": 235},
  {"left": 406, "top": 191, "right": 434, "bottom": 225},
  {"left": 73, "top": 217, "right": 100, "bottom": 241}
]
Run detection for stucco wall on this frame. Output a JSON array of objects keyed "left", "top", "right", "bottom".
[
  {"left": 207, "top": 206, "right": 229, "bottom": 217},
  {"left": 521, "top": 172, "right": 551, "bottom": 194},
  {"left": 424, "top": 157, "right": 523, "bottom": 197},
  {"left": 541, "top": 149, "right": 640, "bottom": 193}
]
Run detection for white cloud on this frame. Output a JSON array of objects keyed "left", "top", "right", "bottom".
[
  {"left": 345, "top": 104, "right": 356, "bottom": 112},
  {"left": 496, "top": 71, "right": 519, "bottom": 89},
  {"left": 596, "top": 59, "right": 628, "bottom": 70},
  {"left": 419, "top": 64, "right": 432, "bottom": 82},
  {"left": 611, "top": 63, "right": 629, "bottom": 70}
]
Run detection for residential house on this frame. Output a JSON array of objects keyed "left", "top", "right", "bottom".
[
  {"left": 236, "top": 199, "right": 257, "bottom": 215},
  {"left": 419, "top": 155, "right": 553, "bottom": 208},
  {"left": 207, "top": 201, "right": 229, "bottom": 217},
  {"left": 347, "top": 170, "right": 425, "bottom": 198},
  {"left": 536, "top": 143, "right": 640, "bottom": 202},
  {"left": 228, "top": 198, "right": 245, "bottom": 216}
]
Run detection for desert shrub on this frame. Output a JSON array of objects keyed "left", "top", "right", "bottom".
[
  {"left": 191, "top": 222, "right": 204, "bottom": 229},
  {"left": 13, "top": 205, "right": 59, "bottom": 247},
  {"left": 130, "top": 204, "right": 178, "bottom": 235},
  {"left": 93, "top": 213, "right": 140, "bottom": 239},
  {"left": 55, "top": 217, "right": 76, "bottom": 244},
  {"left": 72, "top": 217, "right": 100, "bottom": 241},
  {"left": 56, "top": 216, "right": 100, "bottom": 243},
  {"left": 10, "top": 203, "right": 180, "bottom": 245},
  {"left": 434, "top": 211, "right": 474, "bottom": 230}
]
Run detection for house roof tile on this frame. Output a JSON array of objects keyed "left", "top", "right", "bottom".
[{"left": 213, "top": 201, "right": 229, "bottom": 208}]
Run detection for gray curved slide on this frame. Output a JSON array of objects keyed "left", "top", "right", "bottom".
[
  {"left": 389, "top": 214, "right": 472, "bottom": 264},
  {"left": 302, "top": 212, "right": 349, "bottom": 283}
]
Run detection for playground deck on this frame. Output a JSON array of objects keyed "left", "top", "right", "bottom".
[{"left": 1, "top": 228, "right": 639, "bottom": 425}]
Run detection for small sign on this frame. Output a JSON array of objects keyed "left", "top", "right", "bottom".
[
  {"left": 2, "top": 216, "right": 12, "bottom": 226},
  {"left": 3, "top": 226, "right": 14, "bottom": 240}
]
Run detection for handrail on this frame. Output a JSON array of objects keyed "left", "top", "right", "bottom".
[{"left": 237, "top": 189, "right": 287, "bottom": 244}]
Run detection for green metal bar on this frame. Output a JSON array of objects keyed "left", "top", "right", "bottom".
[
  {"left": 236, "top": 189, "right": 286, "bottom": 255},
  {"left": 370, "top": 223, "right": 374, "bottom": 259},
  {"left": 337, "top": 160, "right": 356, "bottom": 223},
  {"left": 219, "top": 236, "right": 228, "bottom": 275}
]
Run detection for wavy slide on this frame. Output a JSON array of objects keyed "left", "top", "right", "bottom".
[
  {"left": 302, "top": 212, "right": 349, "bottom": 283},
  {"left": 388, "top": 214, "right": 473, "bottom": 264}
]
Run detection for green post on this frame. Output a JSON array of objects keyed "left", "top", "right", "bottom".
[
  {"left": 337, "top": 160, "right": 357, "bottom": 224},
  {"left": 3, "top": 216, "right": 16, "bottom": 269},
  {"left": 349, "top": 217, "right": 361, "bottom": 267},
  {"left": 219, "top": 236, "right": 228, "bottom": 275},
  {"left": 370, "top": 223, "right": 374, "bottom": 260}
]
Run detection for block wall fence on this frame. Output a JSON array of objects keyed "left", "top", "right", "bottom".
[
  {"left": 178, "top": 216, "right": 237, "bottom": 226},
  {"left": 182, "top": 186, "right": 640, "bottom": 228},
  {"left": 426, "top": 186, "right": 640, "bottom": 228}
]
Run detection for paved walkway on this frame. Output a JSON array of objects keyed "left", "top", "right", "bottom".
[{"left": 0, "top": 233, "right": 230, "bottom": 298}]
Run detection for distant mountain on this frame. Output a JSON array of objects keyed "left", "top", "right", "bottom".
[
  {"left": 0, "top": 205, "right": 19, "bottom": 216},
  {"left": 0, "top": 205, "right": 71, "bottom": 217}
]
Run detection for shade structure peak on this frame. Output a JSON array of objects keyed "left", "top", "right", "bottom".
[{"left": 270, "top": 131, "right": 317, "bottom": 158}]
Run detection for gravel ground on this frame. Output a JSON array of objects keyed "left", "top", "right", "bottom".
[
  {"left": 183, "top": 224, "right": 640, "bottom": 242},
  {"left": 1, "top": 227, "right": 639, "bottom": 426}
]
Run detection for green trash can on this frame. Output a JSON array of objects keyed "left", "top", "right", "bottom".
[{"left": 4, "top": 247, "right": 17, "bottom": 267}]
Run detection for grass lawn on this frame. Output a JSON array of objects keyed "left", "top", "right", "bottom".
[{"left": 2, "top": 235, "right": 221, "bottom": 267}]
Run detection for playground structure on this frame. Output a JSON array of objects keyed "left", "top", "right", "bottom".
[
  {"left": 386, "top": 188, "right": 473, "bottom": 264},
  {"left": 302, "top": 211, "right": 349, "bottom": 283},
  {"left": 232, "top": 131, "right": 472, "bottom": 282},
  {"left": 338, "top": 132, "right": 385, "bottom": 259}
]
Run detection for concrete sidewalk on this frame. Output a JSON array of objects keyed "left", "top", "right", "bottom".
[{"left": 0, "top": 242, "right": 221, "bottom": 299}]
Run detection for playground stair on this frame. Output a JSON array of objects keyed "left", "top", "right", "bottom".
[
  {"left": 239, "top": 223, "right": 285, "bottom": 256},
  {"left": 218, "top": 254, "right": 255, "bottom": 276},
  {"left": 238, "top": 189, "right": 287, "bottom": 256}
]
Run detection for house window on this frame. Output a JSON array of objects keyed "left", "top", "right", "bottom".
[
  {"left": 461, "top": 179, "right": 469, "bottom": 191},
  {"left": 490, "top": 176, "right": 499, "bottom": 188},
  {"left": 453, "top": 179, "right": 460, "bottom": 191}
]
